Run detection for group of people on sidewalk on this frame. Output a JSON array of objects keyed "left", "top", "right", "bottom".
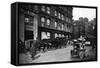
[{"left": 18, "top": 37, "right": 73, "bottom": 60}]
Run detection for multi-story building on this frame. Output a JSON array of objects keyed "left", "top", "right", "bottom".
[
  {"left": 73, "top": 17, "right": 85, "bottom": 39},
  {"left": 18, "top": 3, "right": 73, "bottom": 47}
]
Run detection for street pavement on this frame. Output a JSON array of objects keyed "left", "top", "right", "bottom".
[
  {"left": 32, "top": 46, "right": 73, "bottom": 63},
  {"left": 19, "top": 45, "right": 96, "bottom": 64}
]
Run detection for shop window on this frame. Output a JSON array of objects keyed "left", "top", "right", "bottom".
[
  {"left": 55, "top": 33, "right": 58, "bottom": 38},
  {"left": 59, "top": 34, "right": 61, "bottom": 37},
  {"left": 41, "top": 32, "right": 50, "bottom": 40},
  {"left": 62, "top": 34, "right": 65, "bottom": 37},
  {"left": 41, "top": 32, "right": 47, "bottom": 40},
  {"left": 47, "top": 32, "right": 50, "bottom": 39}
]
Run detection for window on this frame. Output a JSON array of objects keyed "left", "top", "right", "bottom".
[
  {"left": 41, "top": 6, "right": 45, "bottom": 12},
  {"left": 47, "top": 7, "right": 50, "bottom": 14},
  {"left": 24, "top": 15, "right": 33, "bottom": 24},
  {"left": 41, "top": 17, "right": 45, "bottom": 22},
  {"left": 55, "top": 33, "right": 58, "bottom": 38},
  {"left": 62, "top": 24, "right": 64, "bottom": 30},
  {"left": 59, "top": 34, "right": 61, "bottom": 37},
  {"left": 66, "top": 35, "right": 68, "bottom": 39},
  {"left": 61, "top": 14, "right": 64, "bottom": 20},
  {"left": 66, "top": 17, "right": 68, "bottom": 22},
  {"left": 41, "top": 17, "right": 45, "bottom": 27},
  {"left": 58, "top": 12, "right": 61, "bottom": 19},
  {"left": 58, "top": 25, "right": 60, "bottom": 30},
  {"left": 69, "top": 18, "right": 71, "bottom": 23},
  {"left": 47, "top": 19, "right": 50, "bottom": 26},
  {"left": 54, "top": 21, "right": 57, "bottom": 28},
  {"left": 25, "top": 17, "right": 29, "bottom": 23},
  {"left": 41, "top": 32, "right": 47, "bottom": 40},
  {"left": 54, "top": 10, "right": 57, "bottom": 16},
  {"left": 47, "top": 32, "right": 50, "bottom": 39},
  {"left": 62, "top": 34, "right": 65, "bottom": 37},
  {"left": 41, "top": 32, "right": 50, "bottom": 40}
]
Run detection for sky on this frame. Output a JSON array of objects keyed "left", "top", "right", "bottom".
[{"left": 73, "top": 7, "right": 96, "bottom": 21}]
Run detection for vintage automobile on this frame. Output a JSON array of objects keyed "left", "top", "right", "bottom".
[{"left": 71, "top": 39, "right": 87, "bottom": 59}]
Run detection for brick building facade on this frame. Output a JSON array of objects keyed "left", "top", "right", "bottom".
[{"left": 18, "top": 3, "right": 73, "bottom": 48}]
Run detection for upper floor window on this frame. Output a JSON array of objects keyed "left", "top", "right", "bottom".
[
  {"left": 25, "top": 17, "right": 29, "bottom": 23},
  {"left": 61, "top": 14, "right": 64, "bottom": 20},
  {"left": 24, "top": 15, "right": 33, "bottom": 24},
  {"left": 54, "top": 10, "right": 57, "bottom": 16},
  {"left": 47, "top": 7, "right": 50, "bottom": 14},
  {"left": 58, "top": 25, "right": 60, "bottom": 30},
  {"left": 41, "top": 17, "right": 45, "bottom": 22},
  {"left": 47, "top": 18, "right": 50, "bottom": 26},
  {"left": 54, "top": 21, "right": 57, "bottom": 28},
  {"left": 41, "top": 17, "right": 45, "bottom": 27},
  {"left": 61, "top": 24, "right": 64, "bottom": 30},
  {"left": 41, "top": 6, "right": 45, "bottom": 12},
  {"left": 68, "top": 18, "right": 71, "bottom": 23},
  {"left": 66, "top": 17, "right": 68, "bottom": 22},
  {"left": 58, "top": 12, "right": 61, "bottom": 19}
]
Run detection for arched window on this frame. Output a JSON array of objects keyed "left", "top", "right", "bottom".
[
  {"left": 41, "top": 17, "right": 45, "bottom": 27},
  {"left": 61, "top": 14, "right": 64, "bottom": 20},
  {"left": 41, "top": 5, "right": 45, "bottom": 12},
  {"left": 54, "top": 10, "right": 57, "bottom": 16},
  {"left": 54, "top": 21, "right": 57, "bottom": 28},
  {"left": 47, "top": 18, "right": 50, "bottom": 26},
  {"left": 41, "top": 17, "right": 45, "bottom": 22},
  {"left": 58, "top": 24, "right": 61, "bottom": 30},
  {"left": 58, "top": 12, "right": 61, "bottom": 19},
  {"left": 47, "top": 7, "right": 50, "bottom": 14}
]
